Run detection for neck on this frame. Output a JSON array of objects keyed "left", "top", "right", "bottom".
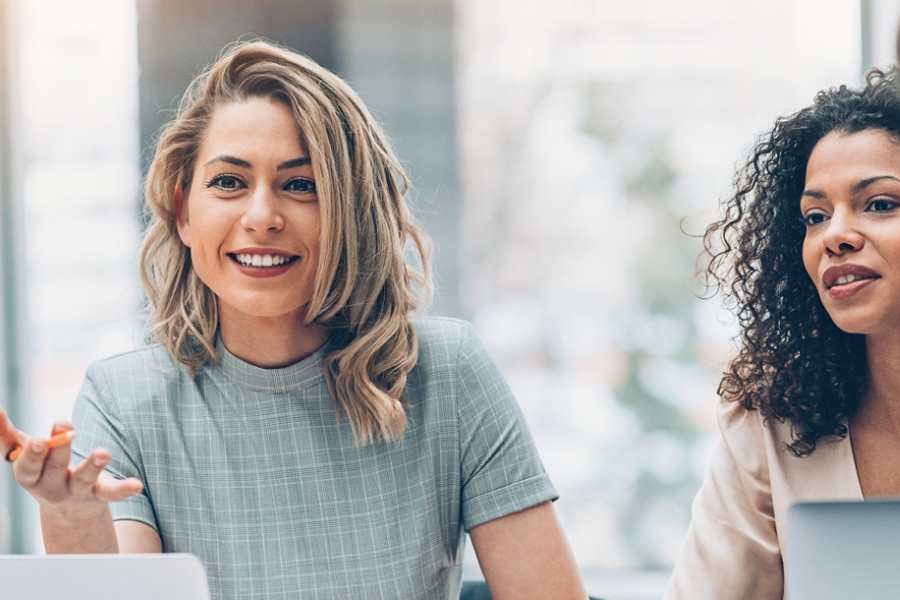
[
  {"left": 218, "top": 301, "right": 331, "bottom": 369},
  {"left": 859, "top": 334, "right": 900, "bottom": 432}
]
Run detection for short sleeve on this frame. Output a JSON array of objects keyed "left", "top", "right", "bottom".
[
  {"left": 665, "top": 399, "right": 783, "bottom": 600},
  {"left": 71, "top": 363, "right": 159, "bottom": 532},
  {"left": 456, "top": 324, "right": 558, "bottom": 531}
]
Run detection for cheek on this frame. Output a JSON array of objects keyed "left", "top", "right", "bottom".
[
  {"left": 188, "top": 220, "right": 214, "bottom": 259},
  {"left": 297, "top": 207, "right": 321, "bottom": 261},
  {"left": 185, "top": 213, "right": 231, "bottom": 280},
  {"left": 801, "top": 236, "right": 820, "bottom": 288},
  {"left": 303, "top": 233, "right": 321, "bottom": 285},
  {"left": 883, "top": 236, "right": 900, "bottom": 262}
]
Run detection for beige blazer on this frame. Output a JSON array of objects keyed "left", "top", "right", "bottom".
[{"left": 665, "top": 399, "right": 862, "bottom": 600}]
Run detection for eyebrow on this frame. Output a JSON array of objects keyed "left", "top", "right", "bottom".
[
  {"left": 802, "top": 175, "right": 900, "bottom": 199},
  {"left": 201, "top": 155, "right": 311, "bottom": 171},
  {"left": 850, "top": 175, "right": 900, "bottom": 194},
  {"left": 203, "top": 155, "right": 251, "bottom": 169},
  {"left": 276, "top": 157, "right": 311, "bottom": 171}
]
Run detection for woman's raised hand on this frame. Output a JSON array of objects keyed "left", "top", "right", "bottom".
[{"left": 0, "top": 408, "right": 143, "bottom": 525}]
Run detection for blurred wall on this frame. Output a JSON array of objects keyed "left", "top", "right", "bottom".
[
  {"left": 136, "top": 0, "right": 336, "bottom": 171},
  {"left": 136, "top": 0, "right": 462, "bottom": 317},
  {"left": 861, "top": 0, "right": 900, "bottom": 72},
  {"left": 336, "top": 0, "right": 461, "bottom": 317}
]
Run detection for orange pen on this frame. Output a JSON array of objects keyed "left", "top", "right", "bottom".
[{"left": 5, "top": 431, "right": 75, "bottom": 462}]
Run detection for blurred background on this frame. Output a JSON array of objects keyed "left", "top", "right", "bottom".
[{"left": 0, "top": 0, "right": 897, "bottom": 598}]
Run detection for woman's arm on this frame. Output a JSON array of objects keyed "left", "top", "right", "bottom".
[
  {"left": 469, "top": 501, "right": 588, "bottom": 600},
  {"left": 665, "top": 400, "right": 783, "bottom": 600},
  {"left": 115, "top": 521, "right": 163, "bottom": 553}
]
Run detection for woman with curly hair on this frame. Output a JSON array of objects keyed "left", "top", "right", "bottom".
[
  {"left": 666, "top": 70, "right": 900, "bottom": 599},
  {"left": 0, "top": 40, "right": 587, "bottom": 600}
]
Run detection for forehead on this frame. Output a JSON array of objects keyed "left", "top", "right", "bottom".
[
  {"left": 197, "top": 99, "right": 307, "bottom": 161},
  {"left": 806, "top": 130, "right": 900, "bottom": 186}
]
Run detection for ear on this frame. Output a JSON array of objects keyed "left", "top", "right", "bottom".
[{"left": 174, "top": 183, "right": 191, "bottom": 247}]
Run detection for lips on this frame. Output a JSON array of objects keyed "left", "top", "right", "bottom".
[
  {"left": 822, "top": 264, "right": 879, "bottom": 289},
  {"left": 822, "top": 264, "right": 880, "bottom": 299}
]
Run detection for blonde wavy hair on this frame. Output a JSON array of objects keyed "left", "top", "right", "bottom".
[{"left": 140, "top": 40, "right": 432, "bottom": 444}]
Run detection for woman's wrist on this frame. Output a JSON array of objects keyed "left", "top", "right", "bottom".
[{"left": 40, "top": 503, "right": 119, "bottom": 554}]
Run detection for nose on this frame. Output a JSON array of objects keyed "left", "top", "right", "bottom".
[
  {"left": 240, "top": 186, "right": 284, "bottom": 233},
  {"left": 822, "top": 208, "right": 864, "bottom": 256}
]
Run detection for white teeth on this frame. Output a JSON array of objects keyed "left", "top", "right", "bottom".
[
  {"left": 834, "top": 274, "right": 868, "bottom": 286},
  {"left": 235, "top": 254, "right": 291, "bottom": 268}
]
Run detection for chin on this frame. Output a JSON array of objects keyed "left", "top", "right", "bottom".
[
  {"left": 828, "top": 316, "right": 882, "bottom": 337},
  {"left": 243, "top": 304, "right": 309, "bottom": 319},
  {"left": 218, "top": 295, "right": 312, "bottom": 321}
]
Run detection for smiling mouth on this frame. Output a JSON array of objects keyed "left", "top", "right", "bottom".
[{"left": 229, "top": 253, "right": 298, "bottom": 268}]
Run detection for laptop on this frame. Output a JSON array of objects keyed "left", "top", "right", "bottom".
[
  {"left": 0, "top": 553, "right": 211, "bottom": 600},
  {"left": 786, "top": 500, "right": 900, "bottom": 600}
]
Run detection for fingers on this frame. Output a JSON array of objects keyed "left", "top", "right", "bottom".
[
  {"left": 0, "top": 407, "right": 12, "bottom": 437},
  {"left": 15, "top": 442, "right": 141, "bottom": 519},
  {"left": 70, "top": 448, "right": 112, "bottom": 494},
  {"left": 71, "top": 452, "right": 143, "bottom": 501},
  {"left": 95, "top": 472, "right": 144, "bottom": 502},
  {"left": 11, "top": 428, "right": 76, "bottom": 502},
  {"left": 50, "top": 420, "right": 74, "bottom": 437},
  {"left": 42, "top": 431, "right": 74, "bottom": 483},
  {"left": 3, "top": 416, "right": 140, "bottom": 517},
  {"left": 0, "top": 408, "right": 23, "bottom": 458},
  {"left": 12, "top": 436, "right": 50, "bottom": 489},
  {"left": 5, "top": 421, "right": 72, "bottom": 463}
]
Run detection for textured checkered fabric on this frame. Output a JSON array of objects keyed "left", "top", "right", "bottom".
[{"left": 72, "top": 318, "right": 557, "bottom": 600}]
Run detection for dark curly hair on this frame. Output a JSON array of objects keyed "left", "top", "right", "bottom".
[{"left": 705, "top": 69, "right": 900, "bottom": 456}]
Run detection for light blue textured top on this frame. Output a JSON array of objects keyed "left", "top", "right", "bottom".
[{"left": 72, "top": 318, "right": 557, "bottom": 600}]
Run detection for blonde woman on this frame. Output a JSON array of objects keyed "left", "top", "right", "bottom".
[{"left": 0, "top": 41, "right": 586, "bottom": 600}]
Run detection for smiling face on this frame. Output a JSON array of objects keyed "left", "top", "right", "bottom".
[
  {"left": 801, "top": 129, "right": 900, "bottom": 337},
  {"left": 176, "top": 98, "right": 320, "bottom": 325}
]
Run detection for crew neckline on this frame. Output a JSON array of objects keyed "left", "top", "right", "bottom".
[{"left": 213, "top": 334, "right": 333, "bottom": 393}]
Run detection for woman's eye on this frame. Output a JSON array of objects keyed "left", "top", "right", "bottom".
[
  {"left": 802, "top": 213, "right": 827, "bottom": 227},
  {"left": 869, "top": 198, "right": 898, "bottom": 212},
  {"left": 207, "top": 174, "right": 245, "bottom": 191},
  {"left": 285, "top": 178, "right": 317, "bottom": 194}
]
